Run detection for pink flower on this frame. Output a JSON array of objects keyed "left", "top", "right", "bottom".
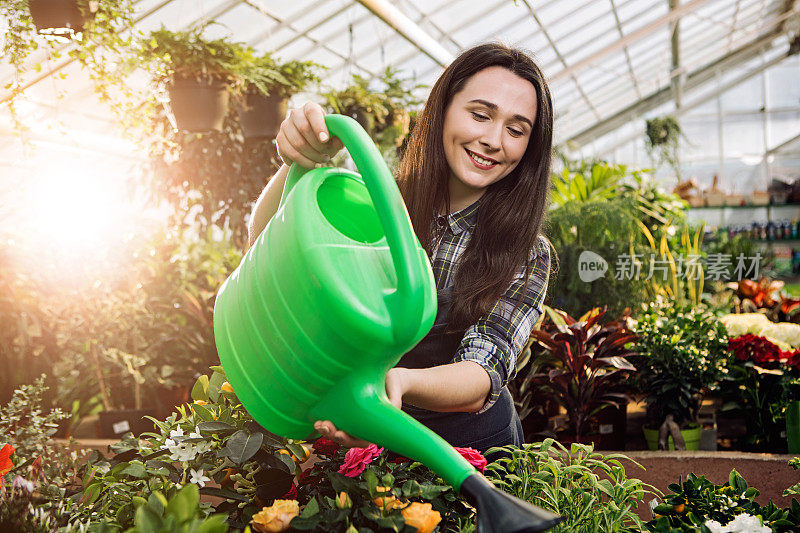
[
  {"left": 455, "top": 447, "right": 487, "bottom": 473},
  {"left": 337, "top": 444, "right": 384, "bottom": 478}
]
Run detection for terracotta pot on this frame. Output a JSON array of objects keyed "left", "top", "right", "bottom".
[
  {"left": 29, "top": 0, "right": 87, "bottom": 37},
  {"left": 166, "top": 76, "right": 230, "bottom": 133},
  {"left": 237, "top": 92, "right": 288, "bottom": 139}
]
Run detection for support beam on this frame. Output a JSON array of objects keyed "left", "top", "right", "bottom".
[
  {"left": 768, "top": 131, "right": 800, "bottom": 155},
  {"left": 669, "top": 0, "right": 684, "bottom": 108},
  {"left": 353, "top": 0, "right": 454, "bottom": 67},
  {"left": 565, "top": 27, "right": 786, "bottom": 147},
  {"left": 550, "top": 0, "right": 716, "bottom": 83},
  {"left": 579, "top": 41, "right": 791, "bottom": 158}
]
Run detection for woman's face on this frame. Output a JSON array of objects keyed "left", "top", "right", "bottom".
[{"left": 442, "top": 65, "right": 537, "bottom": 209}]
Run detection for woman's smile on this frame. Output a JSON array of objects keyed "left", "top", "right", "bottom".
[{"left": 465, "top": 148, "right": 499, "bottom": 169}]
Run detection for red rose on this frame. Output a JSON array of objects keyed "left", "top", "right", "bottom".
[
  {"left": 312, "top": 437, "right": 340, "bottom": 457},
  {"left": 282, "top": 483, "right": 297, "bottom": 499},
  {"left": 454, "top": 447, "right": 487, "bottom": 473},
  {"left": 337, "top": 444, "right": 384, "bottom": 478}
]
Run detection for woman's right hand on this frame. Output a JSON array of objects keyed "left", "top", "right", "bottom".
[{"left": 276, "top": 101, "right": 344, "bottom": 168}]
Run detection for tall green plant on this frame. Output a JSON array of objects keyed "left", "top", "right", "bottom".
[
  {"left": 486, "top": 439, "right": 658, "bottom": 532},
  {"left": 547, "top": 196, "right": 657, "bottom": 317}
]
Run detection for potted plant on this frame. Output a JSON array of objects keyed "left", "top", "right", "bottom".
[
  {"left": 528, "top": 306, "right": 637, "bottom": 447},
  {"left": 91, "top": 344, "right": 153, "bottom": 438},
  {"left": 321, "top": 67, "right": 422, "bottom": 161},
  {"left": 232, "top": 52, "right": 321, "bottom": 139},
  {"left": 645, "top": 115, "right": 683, "bottom": 180},
  {"left": 138, "top": 27, "right": 243, "bottom": 133},
  {"left": 0, "top": 0, "right": 135, "bottom": 127},
  {"left": 632, "top": 299, "right": 729, "bottom": 450}
]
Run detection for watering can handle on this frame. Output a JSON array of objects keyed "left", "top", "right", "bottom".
[{"left": 280, "top": 114, "right": 424, "bottom": 344}]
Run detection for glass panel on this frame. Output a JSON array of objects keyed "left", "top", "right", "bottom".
[
  {"left": 720, "top": 73, "right": 764, "bottom": 112},
  {"left": 767, "top": 111, "right": 800, "bottom": 149},
  {"left": 722, "top": 114, "right": 765, "bottom": 156},
  {"left": 767, "top": 56, "right": 800, "bottom": 109}
]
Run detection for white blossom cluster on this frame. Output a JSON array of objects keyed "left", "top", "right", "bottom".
[
  {"left": 704, "top": 513, "right": 772, "bottom": 533},
  {"left": 160, "top": 426, "right": 214, "bottom": 462},
  {"left": 721, "top": 313, "right": 800, "bottom": 350}
]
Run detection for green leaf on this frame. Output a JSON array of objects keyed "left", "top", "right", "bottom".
[
  {"left": 120, "top": 461, "right": 147, "bottom": 478},
  {"left": 208, "top": 371, "right": 226, "bottom": 403},
  {"left": 195, "top": 514, "right": 230, "bottom": 533},
  {"left": 135, "top": 504, "right": 164, "bottom": 532},
  {"left": 300, "top": 497, "right": 319, "bottom": 518},
  {"left": 192, "top": 375, "right": 210, "bottom": 401},
  {"left": 197, "top": 421, "right": 235, "bottom": 433},
  {"left": 402, "top": 479, "right": 421, "bottom": 498},
  {"left": 419, "top": 484, "right": 448, "bottom": 499},
  {"left": 166, "top": 484, "right": 199, "bottom": 524},
  {"left": 223, "top": 431, "right": 264, "bottom": 464},
  {"left": 192, "top": 403, "right": 214, "bottom": 421}
]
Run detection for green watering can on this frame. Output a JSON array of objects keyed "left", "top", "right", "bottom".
[{"left": 214, "top": 114, "right": 560, "bottom": 532}]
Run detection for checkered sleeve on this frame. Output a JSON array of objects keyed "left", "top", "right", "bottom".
[{"left": 452, "top": 235, "right": 551, "bottom": 413}]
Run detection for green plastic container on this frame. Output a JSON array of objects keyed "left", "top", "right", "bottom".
[
  {"left": 643, "top": 424, "right": 702, "bottom": 451},
  {"left": 213, "top": 115, "right": 560, "bottom": 531}
]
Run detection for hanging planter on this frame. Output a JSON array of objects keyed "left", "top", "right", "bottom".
[
  {"left": 231, "top": 55, "right": 321, "bottom": 139},
  {"left": 28, "top": 0, "right": 88, "bottom": 39},
  {"left": 166, "top": 76, "right": 231, "bottom": 133},
  {"left": 236, "top": 90, "right": 288, "bottom": 139}
]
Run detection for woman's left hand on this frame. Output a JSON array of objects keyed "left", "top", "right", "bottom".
[{"left": 314, "top": 368, "right": 409, "bottom": 448}]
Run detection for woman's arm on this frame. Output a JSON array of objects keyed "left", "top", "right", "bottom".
[
  {"left": 247, "top": 102, "right": 344, "bottom": 249},
  {"left": 247, "top": 163, "right": 290, "bottom": 248}
]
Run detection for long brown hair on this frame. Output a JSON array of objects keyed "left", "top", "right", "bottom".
[{"left": 397, "top": 42, "right": 553, "bottom": 330}]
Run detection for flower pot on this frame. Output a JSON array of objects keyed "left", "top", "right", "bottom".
[
  {"left": 643, "top": 423, "right": 702, "bottom": 451},
  {"left": 155, "top": 384, "right": 192, "bottom": 419},
  {"left": 594, "top": 401, "right": 628, "bottom": 450},
  {"left": 786, "top": 400, "right": 800, "bottom": 453},
  {"left": 166, "top": 76, "right": 230, "bottom": 133},
  {"left": 28, "top": 0, "right": 87, "bottom": 37},
  {"left": 237, "top": 92, "right": 289, "bottom": 139},
  {"left": 97, "top": 409, "right": 152, "bottom": 439}
]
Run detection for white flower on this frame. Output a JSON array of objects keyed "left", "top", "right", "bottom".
[
  {"left": 189, "top": 429, "right": 202, "bottom": 439},
  {"left": 162, "top": 438, "right": 198, "bottom": 462},
  {"left": 705, "top": 513, "right": 772, "bottom": 533},
  {"left": 189, "top": 468, "right": 211, "bottom": 488},
  {"left": 721, "top": 313, "right": 771, "bottom": 337},
  {"left": 705, "top": 520, "right": 726, "bottom": 533},
  {"left": 758, "top": 323, "right": 800, "bottom": 348},
  {"left": 169, "top": 426, "right": 185, "bottom": 439}
]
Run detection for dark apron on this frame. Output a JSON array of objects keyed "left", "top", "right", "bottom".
[{"left": 395, "top": 289, "right": 523, "bottom": 458}]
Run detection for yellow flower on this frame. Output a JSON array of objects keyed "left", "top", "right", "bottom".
[
  {"left": 221, "top": 381, "right": 234, "bottom": 393},
  {"left": 401, "top": 502, "right": 441, "bottom": 533},
  {"left": 194, "top": 400, "right": 208, "bottom": 406},
  {"left": 372, "top": 485, "right": 401, "bottom": 511},
  {"left": 251, "top": 500, "right": 299, "bottom": 532},
  {"left": 335, "top": 491, "right": 352, "bottom": 509}
]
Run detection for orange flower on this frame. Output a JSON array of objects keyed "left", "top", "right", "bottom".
[
  {"left": 335, "top": 491, "right": 352, "bottom": 509},
  {"left": 372, "top": 485, "right": 405, "bottom": 511},
  {"left": 251, "top": 499, "right": 299, "bottom": 532},
  {"left": 401, "top": 502, "right": 441, "bottom": 533},
  {"left": 0, "top": 444, "right": 14, "bottom": 476},
  {"left": 221, "top": 382, "right": 234, "bottom": 393},
  {"left": 194, "top": 400, "right": 208, "bottom": 406}
]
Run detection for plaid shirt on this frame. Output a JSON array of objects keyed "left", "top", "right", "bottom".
[{"left": 431, "top": 199, "right": 551, "bottom": 414}]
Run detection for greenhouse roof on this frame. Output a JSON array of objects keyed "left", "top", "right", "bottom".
[{"left": 1, "top": 0, "right": 799, "bottom": 164}]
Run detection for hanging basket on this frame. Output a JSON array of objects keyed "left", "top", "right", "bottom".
[
  {"left": 28, "top": 0, "right": 88, "bottom": 39},
  {"left": 166, "top": 76, "right": 231, "bottom": 133},
  {"left": 236, "top": 91, "right": 289, "bottom": 139}
]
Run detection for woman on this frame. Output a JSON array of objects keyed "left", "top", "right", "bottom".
[{"left": 246, "top": 42, "right": 553, "bottom": 455}]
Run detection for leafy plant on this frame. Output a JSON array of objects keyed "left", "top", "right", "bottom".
[
  {"left": 720, "top": 334, "right": 800, "bottom": 452},
  {"left": 322, "top": 67, "right": 423, "bottom": 163},
  {"left": 646, "top": 470, "right": 800, "bottom": 532},
  {"left": 136, "top": 27, "right": 245, "bottom": 86},
  {"left": 547, "top": 195, "right": 657, "bottom": 317},
  {"left": 233, "top": 52, "right": 321, "bottom": 98},
  {"left": 126, "top": 485, "right": 229, "bottom": 533},
  {"left": 528, "top": 307, "right": 637, "bottom": 441},
  {"left": 0, "top": 0, "right": 137, "bottom": 130},
  {"left": 71, "top": 366, "right": 303, "bottom": 530},
  {"left": 631, "top": 300, "right": 729, "bottom": 439},
  {"left": 485, "top": 439, "right": 658, "bottom": 532},
  {"left": 549, "top": 161, "right": 632, "bottom": 209},
  {"left": 645, "top": 115, "right": 683, "bottom": 179}
]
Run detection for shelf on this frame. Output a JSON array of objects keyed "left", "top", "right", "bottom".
[{"left": 688, "top": 203, "right": 800, "bottom": 210}]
